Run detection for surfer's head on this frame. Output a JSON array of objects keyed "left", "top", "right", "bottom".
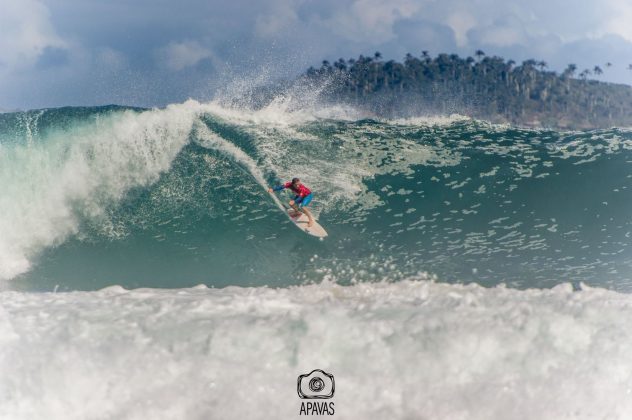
[{"left": 291, "top": 177, "right": 300, "bottom": 186}]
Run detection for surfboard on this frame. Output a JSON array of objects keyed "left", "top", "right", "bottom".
[{"left": 287, "top": 209, "right": 328, "bottom": 238}]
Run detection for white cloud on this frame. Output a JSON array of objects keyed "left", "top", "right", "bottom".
[
  {"left": 318, "top": 0, "right": 422, "bottom": 44},
  {"left": 0, "top": 0, "right": 67, "bottom": 73},
  {"left": 446, "top": 12, "right": 477, "bottom": 48},
  {"left": 157, "top": 40, "right": 215, "bottom": 71},
  {"left": 469, "top": 17, "right": 529, "bottom": 47},
  {"left": 255, "top": 0, "right": 300, "bottom": 37},
  {"left": 599, "top": 0, "right": 632, "bottom": 43}
]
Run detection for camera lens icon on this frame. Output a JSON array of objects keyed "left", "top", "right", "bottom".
[{"left": 297, "top": 369, "right": 335, "bottom": 399}]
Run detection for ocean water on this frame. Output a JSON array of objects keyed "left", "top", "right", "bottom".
[{"left": 2, "top": 99, "right": 632, "bottom": 419}]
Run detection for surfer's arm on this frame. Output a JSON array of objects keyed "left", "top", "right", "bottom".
[
  {"left": 268, "top": 181, "right": 292, "bottom": 193},
  {"left": 270, "top": 182, "right": 291, "bottom": 192},
  {"left": 267, "top": 185, "right": 284, "bottom": 193}
]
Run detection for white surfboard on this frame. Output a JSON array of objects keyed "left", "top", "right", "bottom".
[{"left": 287, "top": 209, "right": 328, "bottom": 238}]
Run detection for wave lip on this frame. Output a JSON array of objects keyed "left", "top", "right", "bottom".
[
  {"left": 1, "top": 279, "right": 631, "bottom": 419},
  {"left": 0, "top": 101, "right": 199, "bottom": 280}
]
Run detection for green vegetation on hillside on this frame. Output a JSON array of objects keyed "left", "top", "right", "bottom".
[{"left": 304, "top": 52, "right": 632, "bottom": 129}]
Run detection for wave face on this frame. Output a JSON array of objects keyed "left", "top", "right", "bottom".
[{"left": 2, "top": 101, "right": 632, "bottom": 291}]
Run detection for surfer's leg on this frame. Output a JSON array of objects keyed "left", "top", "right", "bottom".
[
  {"left": 289, "top": 195, "right": 300, "bottom": 213},
  {"left": 298, "top": 194, "right": 314, "bottom": 226},
  {"left": 302, "top": 207, "right": 314, "bottom": 227}
]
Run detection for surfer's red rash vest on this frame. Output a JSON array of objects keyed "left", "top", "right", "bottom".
[{"left": 284, "top": 182, "right": 311, "bottom": 197}]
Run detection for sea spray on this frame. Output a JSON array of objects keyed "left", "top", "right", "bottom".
[{"left": 0, "top": 101, "right": 199, "bottom": 279}]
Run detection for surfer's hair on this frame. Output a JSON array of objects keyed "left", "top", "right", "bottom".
[{"left": 292, "top": 178, "right": 300, "bottom": 184}]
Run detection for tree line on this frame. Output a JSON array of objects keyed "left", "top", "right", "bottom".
[{"left": 303, "top": 51, "right": 632, "bottom": 129}]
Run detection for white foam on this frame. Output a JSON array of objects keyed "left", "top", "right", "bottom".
[
  {"left": 388, "top": 114, "right": 471, "bottom": 126},
  {"left": 199, "top": 99, "right": 363, "bottom": 128},
  {"left": 1, "top": 279, "right": 632, "bottom": 419},
  {"left": 214, "top": 109, "right": 463, "bottom": 216},
  {"left": 0, "top": 101, "right": 200, "bottom": 280}
]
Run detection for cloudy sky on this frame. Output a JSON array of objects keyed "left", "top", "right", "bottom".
[{"left": 3, "top": 0, "right": 632, "bottom": 110}]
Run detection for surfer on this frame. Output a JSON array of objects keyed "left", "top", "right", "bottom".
[{"left": 268, "top": 178, "right": 315, "bottom": 227}]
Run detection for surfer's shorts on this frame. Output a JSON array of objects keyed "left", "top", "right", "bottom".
[{"left": 294, "top": 193, "right": 313, "bottom": 208}]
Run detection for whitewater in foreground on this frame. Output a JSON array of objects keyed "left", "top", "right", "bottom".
[{"left": 3, "top": 280, "right": 632, "bottom": 420}]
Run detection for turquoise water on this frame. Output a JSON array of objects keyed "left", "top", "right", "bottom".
[
  {"left": 4, "top": 100, "right": 632, "bottom": 420},
  {"left": 2, "top": 101, "right": 632, "bottom": 292}
]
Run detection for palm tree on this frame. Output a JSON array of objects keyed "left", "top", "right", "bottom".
[
  {"left": 537, "top": 61, "right": 547, "bottom": 71},
  {"left": 593, "top": 66, "right": 603, "bottom": 76},
  {"left": 475, "top": 50, "right": 485, "bottom": 61},
  {"left": 564, "top": 64, "right": 577, "bottom": 78},
  {"left": 374, "top": 52, "right": 382, "bottom": 61}
]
